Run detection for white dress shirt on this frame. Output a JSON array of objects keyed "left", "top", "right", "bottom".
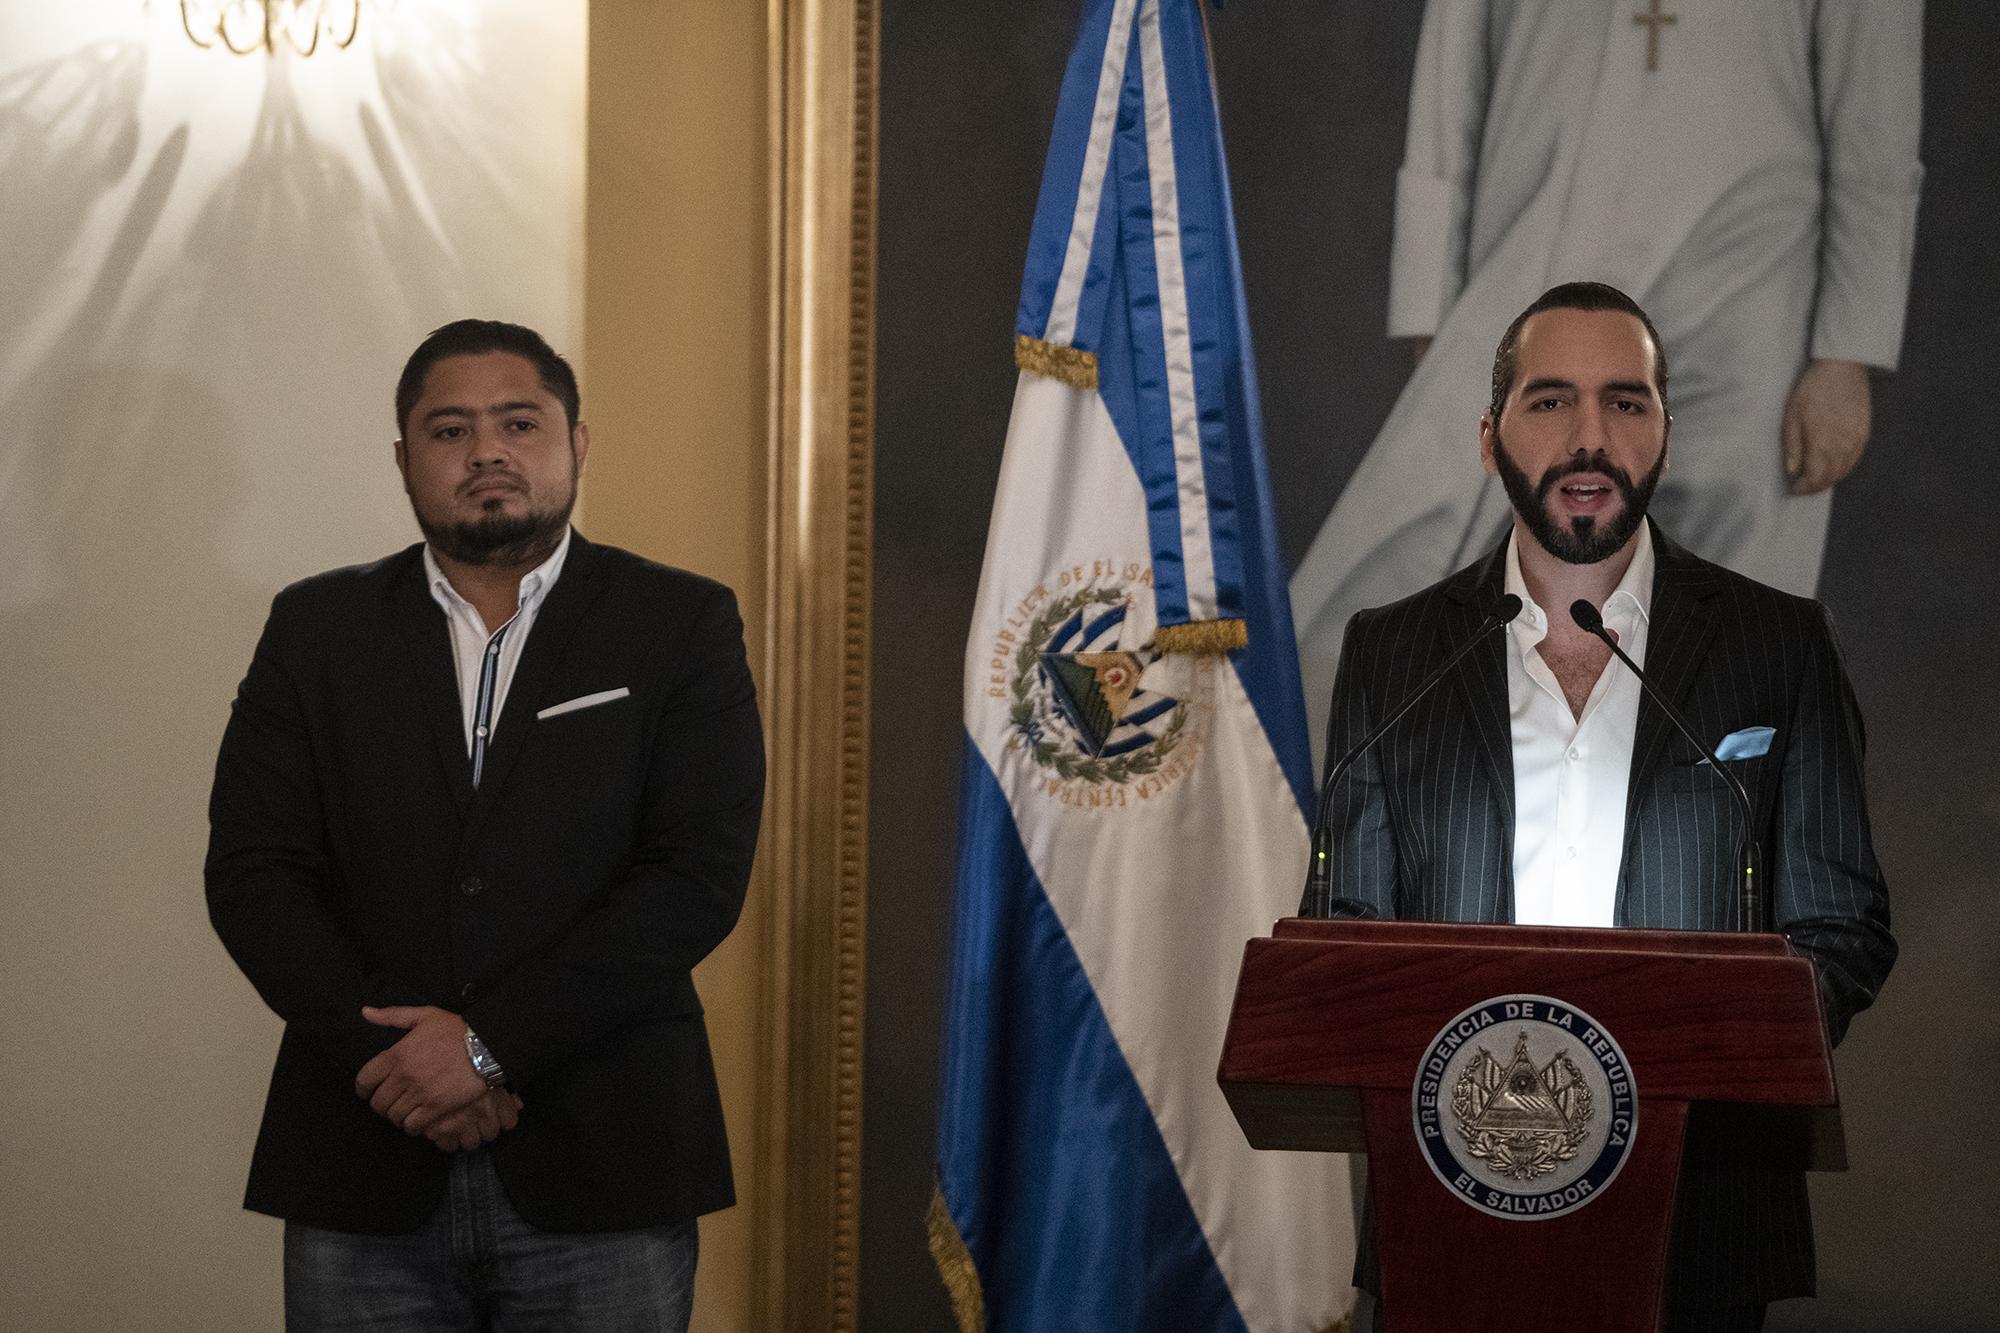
[
  {"left": 1504, "top": 524, "right": 1654, "bottom": 927},
  {"left": 424, "top": 529, "right": 571, "bottom": 754}
]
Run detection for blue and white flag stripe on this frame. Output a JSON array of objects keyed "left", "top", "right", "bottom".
[
  {"left": 938, "top": 2, "right": 1354, "bottom": 1329},
  {"left": 1054, "top": 602, "right": 1130, "bottom": 649},
  {"left": 1014, "top": 0, "right": 1245, "bottom": 639},
  {"left": 1031, "top": 0, "right": 1137, "bottom": 350},
  {"left": 1135, "top": 0, "right": 1224, "bottom": 632}
]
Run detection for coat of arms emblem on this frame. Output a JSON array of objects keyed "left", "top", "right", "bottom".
[
  {"left": 1412, "top": 995, "right": 1638, "bottom": 1221},
  {"left": 1451, "top": 1031, "right": 1594, "bottom": 1181},
  {"left": 988, "top": 568, "right": 1209, "bottom": 804}
]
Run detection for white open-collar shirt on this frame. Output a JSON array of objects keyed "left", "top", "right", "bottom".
[
  {"left": 424, "top": 528, "right": 572, "bottom": 753},
  {"left": 1503, "top": 523, "right": 1654, "bottom": 927}
]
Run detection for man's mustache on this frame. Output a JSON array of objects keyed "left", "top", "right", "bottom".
[
  {"left": 460, "top": 473, "right": 528, "bottom": 498},
  {"left": 1536, "top": 450, "right": 1635, "bottom": 497}
]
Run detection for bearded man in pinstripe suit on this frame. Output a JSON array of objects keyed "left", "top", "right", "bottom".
[{"left": 1307, "top": 282, "right": 1895, "bottom": 1332}]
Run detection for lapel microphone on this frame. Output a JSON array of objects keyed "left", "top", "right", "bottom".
[
  {"left": 1302, "top": 594, "right": 1522, "bottom": 916},
  {"left": 1568, "top": 599, "right": 1765, "bottom": 933}
]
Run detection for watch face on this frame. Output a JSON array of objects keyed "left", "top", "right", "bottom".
[
  {"left": 467, "top": 1033, "right": 491, "bottom": 1066},
  {"left": 467, "top": 1033, "right": 504, "bottom": 1086}
]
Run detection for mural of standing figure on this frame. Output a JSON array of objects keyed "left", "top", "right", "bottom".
[{"left": 1290, "top": 0, "right": 1921, "bottom": 760}]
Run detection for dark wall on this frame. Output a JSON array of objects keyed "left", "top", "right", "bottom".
[
  {"left": 867, "top": 7, "right": 1077, "bottom": 1330},
  {"left": 869, "top": 5, "right": 2000, "bottom": 1329}
]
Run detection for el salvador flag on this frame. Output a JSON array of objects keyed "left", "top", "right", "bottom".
[{"left": 930, "top": 2, "right": 1356, "bottom": 1330}]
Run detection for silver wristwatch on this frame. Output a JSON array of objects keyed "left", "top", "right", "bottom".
[{"left": 464, "top": 1027, "right": 507, "bottom": 1089}]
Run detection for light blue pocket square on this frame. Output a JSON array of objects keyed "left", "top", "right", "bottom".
[{"left": 1702, "top": 726, "right": 1775, "bottom": 764}]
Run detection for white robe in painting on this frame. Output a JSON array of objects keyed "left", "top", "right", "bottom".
[{"left": 1292, "top": 0, "right": 1921, "bottom": 761}]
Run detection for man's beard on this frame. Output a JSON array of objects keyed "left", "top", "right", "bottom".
[
  {"left": 416, "top": 470, "right": 577, "bottom": 568},
  {"left": 1490, "top": 429, "right": 1665, "bottom": 565}
]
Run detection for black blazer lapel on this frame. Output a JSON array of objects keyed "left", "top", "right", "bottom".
[
  {"left": 464, "top": 532, "right": 610, "bottom": 832},
  {"left": 1623, "top": 523, "right": 1723, "bottom": 814},
  {"left": 1616, "top": 524, "right": 1724, "bottom": 928},
  {"left": 1440, "top": 538, "right": 1515, "bottom": 838},
  {"left": 389, "top": 549, "right": 474, "bottom": 817}
]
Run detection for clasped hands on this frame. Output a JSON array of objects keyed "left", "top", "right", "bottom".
[{"left": 356, "top": 1005, "right": 521, "bottom": 1153}]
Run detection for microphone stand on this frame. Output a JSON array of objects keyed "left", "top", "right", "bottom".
[
  {"left": 1568, "top": 600, "right": 1764, "bottom": 933},
  {"left": 1302, "top": 595, "right": 1523, "bottom": 916}
]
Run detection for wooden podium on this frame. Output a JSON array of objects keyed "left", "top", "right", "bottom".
[{"left": 1217, "top": 918, "right": 1842, "bottom": 1331}]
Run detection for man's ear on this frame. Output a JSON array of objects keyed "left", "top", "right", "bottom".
[
  {"left": 393, "top": 437, "right": 408, "bottom": 476},
  {"left": 1478, "top": 414, "right": 1499, "bottom": 476},
  {"left": 570, "top": 420, "right": 590, "bottom": 475}
]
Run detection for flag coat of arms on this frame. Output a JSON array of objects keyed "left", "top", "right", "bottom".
[{"left": 933, "top": 2, "right": 1356, "bottom": 1329}]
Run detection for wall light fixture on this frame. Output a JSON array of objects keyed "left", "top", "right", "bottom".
[{"left": 180, "top": 0, "right": 362, "bottom": 56}]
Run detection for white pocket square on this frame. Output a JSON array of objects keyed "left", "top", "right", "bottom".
[{"left": 537, "top": 687, "right": 631, "bottom": 720}]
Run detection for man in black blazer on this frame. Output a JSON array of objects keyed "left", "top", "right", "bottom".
[
  {"left": 207, "top": 320, "right": 762, "bottom": 1330},
  {"left": 1305, "top": 284, "right": 1894, "bottom": 1332}
]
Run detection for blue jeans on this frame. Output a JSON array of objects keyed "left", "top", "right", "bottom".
[{"left": 284, "top": 1151, "right": 697, "bottom": 1332}]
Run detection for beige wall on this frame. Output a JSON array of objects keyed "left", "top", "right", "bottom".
[
  {"left": 0, "top": 3, "right": 587, "bottom": 1327},
  {"left": 581, "top": 5, "right": 772, "bottom": 1329},
  {"left": 0, "top": 2, "right": 772, "bottom": 1323}
]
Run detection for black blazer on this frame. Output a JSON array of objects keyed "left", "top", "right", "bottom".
[
  {"left": 1304, "top": 522, "right": 1895, "bottom": 1307},
  {"left": 207, "top": 533, "right": 764, "bottom": 1235}
]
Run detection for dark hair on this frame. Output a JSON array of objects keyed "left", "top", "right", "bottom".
[
  {"left": 395, "top": 319, "right": 581, "bottom": 437},
  {"left": 1488, "top": 282, "right": 1669, "bottom": 423}
]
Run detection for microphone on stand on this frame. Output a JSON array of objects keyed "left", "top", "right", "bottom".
[
  {"left": 1302, "top": 594, "right": 1523, "bottom": 916},
  {"left": 1567, "top": 599, "right": 1764, "bottom": 932}
]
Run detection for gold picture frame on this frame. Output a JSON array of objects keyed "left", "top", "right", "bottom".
[{"left": 754, "top": 0, "right": 875, "bottom": 1327}]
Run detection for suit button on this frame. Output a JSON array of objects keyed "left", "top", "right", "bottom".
[
  {"left": 460, "top": 982, "right": 478, "bottom": 1004},
  {"left": 460, "top": 876, "right": 482, "bottom": 898}
]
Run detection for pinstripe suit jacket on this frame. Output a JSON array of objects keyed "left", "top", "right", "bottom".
[{"left": 1304, "top": 522, "right": 1895, "bottom": 1308}]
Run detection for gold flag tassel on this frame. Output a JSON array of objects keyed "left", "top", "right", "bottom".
[
  {"left": 1014, "top": 333, "right": 1098, "bottom": 390},
  {"left": 926, "top": 1183, "right": 987, "bottom": 1333},
  {"left": 1152, "top": 617, "right": 1248, "bottom": 656}
]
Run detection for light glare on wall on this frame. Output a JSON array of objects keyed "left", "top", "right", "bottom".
[{"left": 180, "top": 0, "right": 362, "bottom": 56}]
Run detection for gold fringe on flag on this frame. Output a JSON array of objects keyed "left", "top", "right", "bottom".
[
  {"left": 926, "top": 1184, "right": 987, "bottom": 1333},
  {"left": 1014, "top": 333, "right": 1099, "bottom": 390},
  {"left": 1153, "top": 617, "right": 1248, "bottom": 656}
]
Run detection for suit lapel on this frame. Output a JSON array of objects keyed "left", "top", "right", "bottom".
[
  {"left": 463, "top": 532, "right": 608, "bottom": 832},
  {"left": 389, "top": 549, "right": 474, "bottom": 818},
  {"left": 1624, "top": 524, "right": 1722, "bottom": 816},
  {"left": 1440, "top": 539, "right": 1515, "bottom": 839}
]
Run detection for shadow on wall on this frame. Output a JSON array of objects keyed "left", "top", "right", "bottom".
[
  {"left": 156, "top": 51, "right": 455, "bottom": 426},
  {"left": 0, "top": 358, "right": 265, "bottom": 924},
  {"left": 176, "top": 9, "right": 568, "bottom": 378},
  {"left": 0, "top": 11, "right": 581, "bottom": 1321},
  {"left": 0, "top": 9, "right": 584, "bottom": 946},
  {"left": 370, "top": 4, "right": 556, "bottom": 279},
  {"left": 0, "top": 9, "right": 579, "bottom": 607},
  {"left": 0, "top": 40, "right": 151, "bottom": 597},
  {"left": 0, "top": 357, "right": 277, "bottom": 1322},
  {"left": 0, "top": 40, "right": 145, "bottom": 354}
]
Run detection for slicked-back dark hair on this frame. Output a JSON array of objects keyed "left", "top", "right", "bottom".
[
  {"left": 1488, "top": 281, "right": 1669, "bottom": 423},
  {"left": 395, "top": 319, "right": 580, "bottom": 438}
]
